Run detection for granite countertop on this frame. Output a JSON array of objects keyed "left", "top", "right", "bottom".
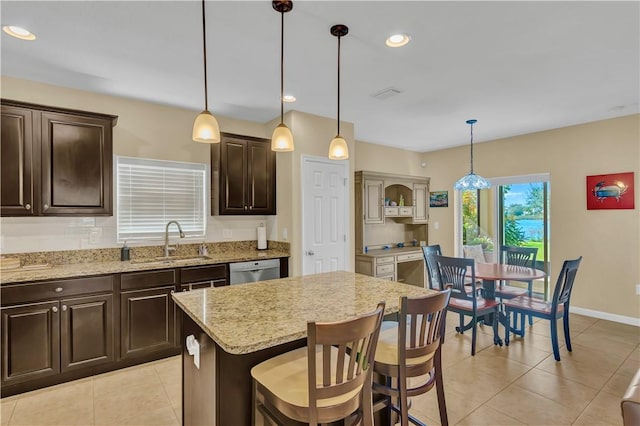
[
  {"left": 0, "top": 249, "right": 289, "bottom": 285},
  {"left": 359, "top": 246, "right": 424, "bottom": 258},
  {"left": 172, "top": 270, "right": 437, "bottom": 355}
]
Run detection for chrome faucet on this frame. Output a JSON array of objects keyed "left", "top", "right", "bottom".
[{"left": 164, "top": 220, "right": 185, "bottom": 257}]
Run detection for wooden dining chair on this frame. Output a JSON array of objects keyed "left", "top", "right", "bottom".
[
  {"left": 497, "top": 245, "right": 538, "bottom": 325},
  {"left": 504, "top": 257, "right": 582, "bottom": 361},
  {"left": 251, "top": 302, "right": 386, "bottom": 425},
  {"left": 422, "top": 244, "right": 443, "bottom": 290},
  {"left": 372, "top": 290, "right": 451, "bottom": 426},
  {"left": 433, "top": 255, "right": 501, "bottom": 355}
]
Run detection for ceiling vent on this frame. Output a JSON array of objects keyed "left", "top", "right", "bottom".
[{"left": 371, "top": 87, "right": 403, "bottom": 100}]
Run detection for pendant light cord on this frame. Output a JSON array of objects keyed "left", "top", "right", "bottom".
[
  {"left": 469, "top": 121, "right": 474, "bottom": 174},
  {"left": 201, "top": 0, "right": 209, "bottom": 111},
  {"left": 280, "top": 10, "right": 284, "bottom": 122},
  {"left": 337, "top": 34, "right": 341, "bottom": 136}
]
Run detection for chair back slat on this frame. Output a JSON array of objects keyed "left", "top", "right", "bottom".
[
  {"left": 399, "top": 290, "right": 451, "bottom": 364},
  {"left": 501, "top": 245, "right": 538, "bottom": 268},
  {"left": 551, "top": 257, "right": 582, "bottom": 309},
  {"left": 308, "top": 302, "right": 385, "bottom": 413},
  {"left": 433, "top": 255, "right": 476, "bottom": 301},
  {"left": 422, "top": 244, "right": 443, "bottom": 290}
]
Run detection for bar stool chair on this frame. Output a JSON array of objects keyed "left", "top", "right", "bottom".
[
  {"left": 251, "top": 302, "right": 386, "bottom": 425},
  {"left": 373, "top": 290, "right": 451, "bottom": 426}
]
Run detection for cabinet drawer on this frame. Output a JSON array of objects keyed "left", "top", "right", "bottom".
[
  {"left": 376, "top": 263, "right": 395, "bottom": 276},
  {"left": 121, "top": 269, "right": 176, "bottom": 290},
  {"left": 1, "top": 275, "right": 113, "bottom": 305},
  {"left": 396, "top": 252, "right": 424, "bottom": 262},
  {"left": 377, "top": 274, "right": 395, "bottom": 281},
  {"left": 384, "top": 207, "right": 398, "bottom": 216},
  {"left": 180, "top": 265, "right": 226, "bottom": 284},
  {"left": 399, "top": 207, "right": 413, "bottom": 216},
  {"left": 377, "top": 256, "right": 395, "bottom": 265}
]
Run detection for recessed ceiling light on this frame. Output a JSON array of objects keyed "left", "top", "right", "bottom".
[
  {"left": 2, "top": 26, "right": 36, "bottom": 41},
  {"left": 385, "top": 33, "right": 410, "bottom": 48},
  {"left": 282, "top": 95, "right": 296, "bottom": 103}
]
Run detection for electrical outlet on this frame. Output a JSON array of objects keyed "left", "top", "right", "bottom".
[
  {"left": 282, "top": 227, "right": 288, "bottom": 241},
  {"left": 222, "top": 229, "right": 232, "bottom": 239},
  {"left": 88, "top": 228, "right": 102, "bottom": 244},
  {"left": 636, "top": 284, "right": 640, "bottom": 296}
]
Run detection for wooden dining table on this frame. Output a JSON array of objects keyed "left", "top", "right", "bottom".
[{"left": 474, "top": 262, "right": 546, "bottom": 343}]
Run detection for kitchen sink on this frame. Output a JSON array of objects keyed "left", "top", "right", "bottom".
[{"left": 131, "top": 255, "right": 211, "bottom": 265}]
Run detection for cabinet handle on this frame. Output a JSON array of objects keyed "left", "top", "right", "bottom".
[
  {"left": 170, "top": 290, "right": 175, "bottom": 294},
  {"left": 25, "top": 203, "right": 31, "bottom": 210},
  {"left": 249, "top": 205, "right": 253, "bottom": 210},
  {"left": 244, "top": 206, "right": 248, "bottom": 210},
  {"left": 62, "top": 305, "right": 67, "bottom": 311},
  {"left": 52, "top": 306, "right": 58, "bottom": 313},
  {"left": 43, "top": 203, "right": 49, "bottom": 211},
  {"left": 55, "top": 287, "right": 63, "bottom": 293}
]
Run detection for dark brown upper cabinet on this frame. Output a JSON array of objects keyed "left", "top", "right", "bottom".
[
  {"left": 211, "top": 133, "right": 276, "bottom": 215},
  {"left": 0, "top": 99, "right": 117, "bottom": 216}
]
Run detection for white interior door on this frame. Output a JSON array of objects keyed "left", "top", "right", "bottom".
[{"left": 302, "top": 156, "right": 348, "bottom": 275}]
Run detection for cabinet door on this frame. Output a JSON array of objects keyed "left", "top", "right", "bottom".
[
  {"left": 60, "top": 294, "right": 114, "bottom": 372},
  {"left": 247, "top": 140, "right": 276, "bottom": 214},
  {"left": 1, "top": 301, "right": 60, "bottom": 385},
  {"left": 1, "top": 105, "right": 35, "bottom": 216},
  {"left": 120, "top": 286, "right": 175, "bottom": 359},
  {"left": 364, "top": 179, "right": 384, "bottom": 224},
  {"left": 220, "top": 137, "right": 248, "bottom": 214},
  {"left": 40, "top": 111, "right": 112, "bottom": 215},
  {"left": 413, "top": 183, "right": 429, "bottom": 223}
]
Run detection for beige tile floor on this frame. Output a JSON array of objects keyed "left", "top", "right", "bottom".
[{"left": 1, "top": 313, "right": 638, "bottom": 425}]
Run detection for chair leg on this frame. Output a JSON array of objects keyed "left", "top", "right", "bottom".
[
  {"left": 399, "top": 371, "right": 409, "bottom": 426},
  {"left": 550, "top": 317, "right": 561, "bottom": 361},
  {"left": 527, "top": 281, "right": 533, "bottom": 326},
  {"left": 362, "top": 373, "right": 375, "bottom": 426},
  {"left": 471, "top": 318, "right": 477, "bottom": 356},
  {"left": 434, "top": 350, "right": 449, "bottom": 426},
  {"left": 459, "top": 313, "right": 464, "bottom": 334},
  {"left": 563, "top": 309, "right": 572, "bottom": 352},
  {"left": 520, "top": 310, "right": 526, "bottom": 337},
  {"left": 505, "top": 310, "right": 510, "bottom": 346}
]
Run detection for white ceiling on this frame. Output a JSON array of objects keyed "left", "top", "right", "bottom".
[{"left": 1, "top": 1, "right": 638, "bottom": 152}]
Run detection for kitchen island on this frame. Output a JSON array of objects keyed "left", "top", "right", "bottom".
[{"left": 172, "top": 270, "right": 438, "bottom": 425}]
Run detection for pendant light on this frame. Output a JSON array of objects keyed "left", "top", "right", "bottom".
[
  {"left": 454, "top": 119, "right": 491, "bottom": 190},
  {"left": 271, "top": 1, "right": 294, "bottom": 152},
  {"left": 328, "top": 24, "right": 349, "bottom": 160},
  {"left": 192, "top": 0, "right": 221, "bottom": 143}
]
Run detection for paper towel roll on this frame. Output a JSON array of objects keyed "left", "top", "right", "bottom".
[{"left": 257, "top": 224, "right": 267, "bottom": 250}]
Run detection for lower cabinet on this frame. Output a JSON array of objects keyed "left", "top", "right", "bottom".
[
  {"left": 1, "top": 301, "right": 60, "bottom": 385},
  {"left": 1, "top": 293, "right": 114, "bottom": 386},
  {"left": 120, "top": 286, "right": 176, "bottom": 359}
]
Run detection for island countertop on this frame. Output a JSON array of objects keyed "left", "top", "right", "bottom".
[{"left": 172, "top": 270, "right": 438, "bottom": 355}]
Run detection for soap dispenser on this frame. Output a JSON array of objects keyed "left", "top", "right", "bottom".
[{"left": 120, "top": 241, "right": 130, "bottom": 261}]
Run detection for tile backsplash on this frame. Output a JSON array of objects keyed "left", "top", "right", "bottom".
[{"left": 0, "top": 215, "right": 278, "bottom": 254}]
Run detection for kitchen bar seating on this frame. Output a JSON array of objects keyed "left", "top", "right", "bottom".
[
  {"left": 373, "top": 290, "right": 451, "bottom": 426},
  {"left": 251, "top": 302, "right": 386, "bottom": 425},
  {"left": 504, "top": 257, "right": 582, "bottom": 361},
  {"left": 433, "top": 255, "right": 501, "bottom": 355}
]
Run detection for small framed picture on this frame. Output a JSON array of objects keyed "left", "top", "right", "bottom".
[{"left": 429, "top": 191, "right": 448, "bottom": 207}]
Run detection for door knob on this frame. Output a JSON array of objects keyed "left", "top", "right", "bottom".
[
  {"left": 43, "top": 203, "right": 49, "bottom": 211},
  {"left": 25, "top": 204, "right": 31, "bottom": 210},
  {"left": 306, "top": 250, "right": 315, "bottom": 256}
]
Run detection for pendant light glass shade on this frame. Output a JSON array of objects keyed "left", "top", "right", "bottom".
[
  {"left": 193, "top": 110, "right": 220, "bottom": 143},
  {"left": 271, "top": 1, "right": 294, "bottom": 152},
  {"left": 192, "top": 0, "right": 220, "bottom": 144},
  {"left": 454, "top": 119, "right": 491, "bottom": 190},
  {"left": 329, "top": 24, "right": 349, "bottom": 160},
  {"left": 272, "top": 122, "right": 294, "bottom": 151},
  {"left": 328, "top": 135, "right": 348, "bottom": 160}
]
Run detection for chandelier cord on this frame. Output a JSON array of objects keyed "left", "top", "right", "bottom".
[{"left": 469, "top": 121, "right": 474, "bottom": 174}]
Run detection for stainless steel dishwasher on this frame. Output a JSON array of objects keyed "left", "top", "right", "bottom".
[{"left": 229, "top": 259, "right": 281, "bottom": 284}]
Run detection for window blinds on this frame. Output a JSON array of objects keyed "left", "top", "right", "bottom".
[{"left": 117, "top": 156, "right": 207, "bottom": 242}]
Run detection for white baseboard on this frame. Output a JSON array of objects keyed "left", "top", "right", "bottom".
[{"left": 571, "top": 306, "right": 640, "bottom": 327}]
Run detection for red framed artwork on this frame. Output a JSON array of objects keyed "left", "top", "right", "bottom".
[{"left": 586, "top": 172, "right": 635, "bottom": 210}]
